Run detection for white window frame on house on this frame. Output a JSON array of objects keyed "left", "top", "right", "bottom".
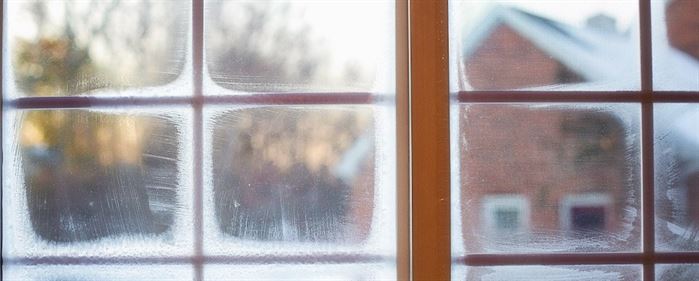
[
  {"left": 482, "top": 194, "right": 530, "bottom": 236},
  {"left": 559, "top": 193, "right": 613, "bottom": 234}
]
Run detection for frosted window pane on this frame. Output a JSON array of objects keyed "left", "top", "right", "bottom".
[
  {"left": 207, "top": 107, "right": 374, "bottom": 242},
  {"left": 3, "top": 109, "right": 193, "bottom": 258},
  {"left": 204, "top": 0, "right": 394, "bottom": 93},
  {"left": 657, "top": 264, "right": 699, "bottom": 281},
  {"left": 3, "top": 265, "right": 193, "bottom": 281},
  {"left": 453, "top": 265, "right": 642, "bottom": 281},
  {"left": 450, "top": 0, "right": 640, "bottom": 91},
  {"left": 454, "top": 104, "right": 641, "bottom": 253},
  {"left": 7, "top": 0, "right": 189, "bottom": 97},
  {"left": 651, "top": 0, "right": 699, "bottom": 91},
  {"left": 205, "top": 263, "right": 396, "bottom": 280},
  {"left": 655, "top": 104, "right": 699, "bottom": 250}
]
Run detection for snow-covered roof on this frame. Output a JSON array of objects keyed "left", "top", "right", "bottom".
[
  {"left": 461, "top": 4, "right": 699, "bottom": 90},
  {"left": 462, "top": 5, "right": 637, "bottom": 84}
]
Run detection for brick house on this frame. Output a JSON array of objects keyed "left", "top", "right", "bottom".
[
  {"left": 458, "top": 105, "right": 639, "bottom": 252},
  {"left": 457, "top": 0, "right": 698, "bottom": 255}
]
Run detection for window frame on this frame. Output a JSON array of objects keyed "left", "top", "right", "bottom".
[
  {"left": 2, "top": 0, "right": 699, "bottom": 280},
  {"left": 1, "top": 0, "right": 410, "bottom": 279},
  {"left": 442, "top": 0, "right": 699, "bottom": 280}
]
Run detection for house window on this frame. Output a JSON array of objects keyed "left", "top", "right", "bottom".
[
  {"left": 482, "top": 195, "right": 529, "bottom": 235},
  {"left": 560, "top": 193, "right": 613, "bottom": 237}
]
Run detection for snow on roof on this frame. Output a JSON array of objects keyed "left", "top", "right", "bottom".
[
  {"left": 462, "top": 5, "right": 638, "bottom": 84},
  {"left": 461, "top": 4, "right": 699, "bottom": 90}
]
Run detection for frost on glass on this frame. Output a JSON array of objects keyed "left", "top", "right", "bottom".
[
  {"left": 205, "top": 263, "right": 396, "bottom": 280},
  {"left": 651, "top": 0, "right": 699, "bottom": 91},
  {"left": 3, "top": 109, "right": 192, "bottom": 258},
  {"left": 449, "top": 0, "right": 640, "bottom": 91},
  {"left": 455, "top": 104, "right": 641, "bottom": 253},
  {"left": 7, "top": 0, "right": 189, "bottom": 97},
  {"left": 204, "top": 0, "right": 394, "bottom": 93},
  {"left": 655, "top": 104, "right": 699, "bottom": 250},
  {"left": 657, "top": 264, "right": 699, "bottom": 281},
  {"left": 453, "top": 265, "right": 641, "bottom": 281},
  {"left": 3, "top": 265, "right": 193, "bottom": 281},
  {"left": 208, "top": 107, "right": 375, "bottom": 243}
]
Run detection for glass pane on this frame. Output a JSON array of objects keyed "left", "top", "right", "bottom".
[
  {"left": 205, "top": 263, "right": 396, "bottom": 280},
  {"left": 453, "top": 265, "right": 642, "bottom": 281},
  {"left": 204, "top": 0, "right": 394, "bottom": 94},
  {"left": 2, "top": 109, "right": 193, "bottom": 258},
  {"left": 652, "top": 0, "right": 699, "bottom": 91},
  {"left": 6, "top": 0, "right": 189, "bottom": 97},
  {"left": 203, "top": 106, "right": 396, "bottom": 256},
  {"left": 450, "top": 0, "right": 640, "bottom": 91},
  {"left": 657, "top": 264, "right": 699, "bottom": 281},
  {"left": 3, "top": 265, "right": 193, "bottom": 281},
  {"left": 452, "top": 104, "right": 641, "bottom": 253},
  {"left": 655, "top": 104, "right": 699, "bottom": 250}
]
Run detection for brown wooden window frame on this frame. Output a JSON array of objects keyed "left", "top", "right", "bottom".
[
  {"left": 411, "top": 0, "right": 699, "bottom": 280},
  {"left": 2, "top": 0, "right": 699, "bottom": 280}
]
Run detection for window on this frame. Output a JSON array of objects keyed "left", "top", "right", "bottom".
[
  {"left": 482, "top": 195, "right": 530, "bottom": 235},
  {"left": 3, "top": 0, "right": 403, "bottom": 280},
  {"left": 560, "top": 193, "right": 612, "bottom": 236},
  {"left": 448, "top": 0, "right": 699, "bottom": 280},
  {"left": 3, "top": 0, "right": 699, "bottom": 280}
]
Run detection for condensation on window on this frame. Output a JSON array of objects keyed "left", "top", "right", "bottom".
[
  {"left": 205, "top": 263, "right": 396, "bottom": 281},
  {"left": 203, "top": 0, "right": 394, "bottom": 94},
  {"left": 6, "top": 0, "right": 189, "bottom": 97},
  {"left": 2, "top": 108, "right": 194, "bottom": 258},
  {"left": 453, "top": 264, "right": 642, "bottom": 281},
  {"left": 202, "top": 105, "right": 397, "bottom": 256},
  {"left": 654, "top": 104, "right": 699, "bottom": 251},
  {"left": 452, "top": 103, "right": 641, "bottom": 254},
  {"left": 656, "top": 264, "right": 699, "bottom": 281},
  {"left": 3, "top": 264, "right": 193, "bottom": 281}
]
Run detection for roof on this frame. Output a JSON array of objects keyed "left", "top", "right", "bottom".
[{"left": 461, "top": 4, "right": 699, "bottom": 91}]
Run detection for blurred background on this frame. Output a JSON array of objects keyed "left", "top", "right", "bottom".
[{"left": 9, "top": 0, "right": 384, "bottom": 244}]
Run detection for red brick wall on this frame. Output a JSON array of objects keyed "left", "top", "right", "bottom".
[
  {"left": 465, "top": 24, "right": 583, "bottom": 90},
  {"left": 666, "top": 0, "right": 699, "bottom": 60},
  {"left": 459, "top": 106, "right": 635, "bottom": 251}
]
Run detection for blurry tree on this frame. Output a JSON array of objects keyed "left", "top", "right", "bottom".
[
  {"left": 205, "top": 0, "right": 327, "bottom": 91},
  {"left": 12, "top": 0, "right": 187, "bottom": 96},
  {"left": 13, "top": 0, "right": 375, "bottom": 242}
]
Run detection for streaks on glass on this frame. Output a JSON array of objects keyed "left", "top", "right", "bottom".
[
  {"left": 651, "top": 0, "right": 699, "bottom": 91},
  {"left": 205, "top": 263, "right": 396, "bottom": 281},
  {"left": 204, "top": 0, "right": 393, "bottom": 93},
  {"left": 3, "top": 265, "right": 193, "bottom": 281},
  {"left": 5, "top": 109, "right": 184, "bottom": 248},
  {"left": 7, "top": 0, "right": 189, "bottom": 97},
  {"left": 450, "top": 0, "right": 640, "bottom": 91},
  {"left": 654, "top": 104, "right": 699, "bottom": 250},
  {"left": 454, "top": 265, "right": 641, "bottom": 281},
  {"left": 456, "top": 104, "right": 641, "bottom": 253},
  {"left": 209, "top": 107, "right": 375, "bottom": 243},
  {"left": 656, "top": 264, "right": 699, "bottom": 281}
]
